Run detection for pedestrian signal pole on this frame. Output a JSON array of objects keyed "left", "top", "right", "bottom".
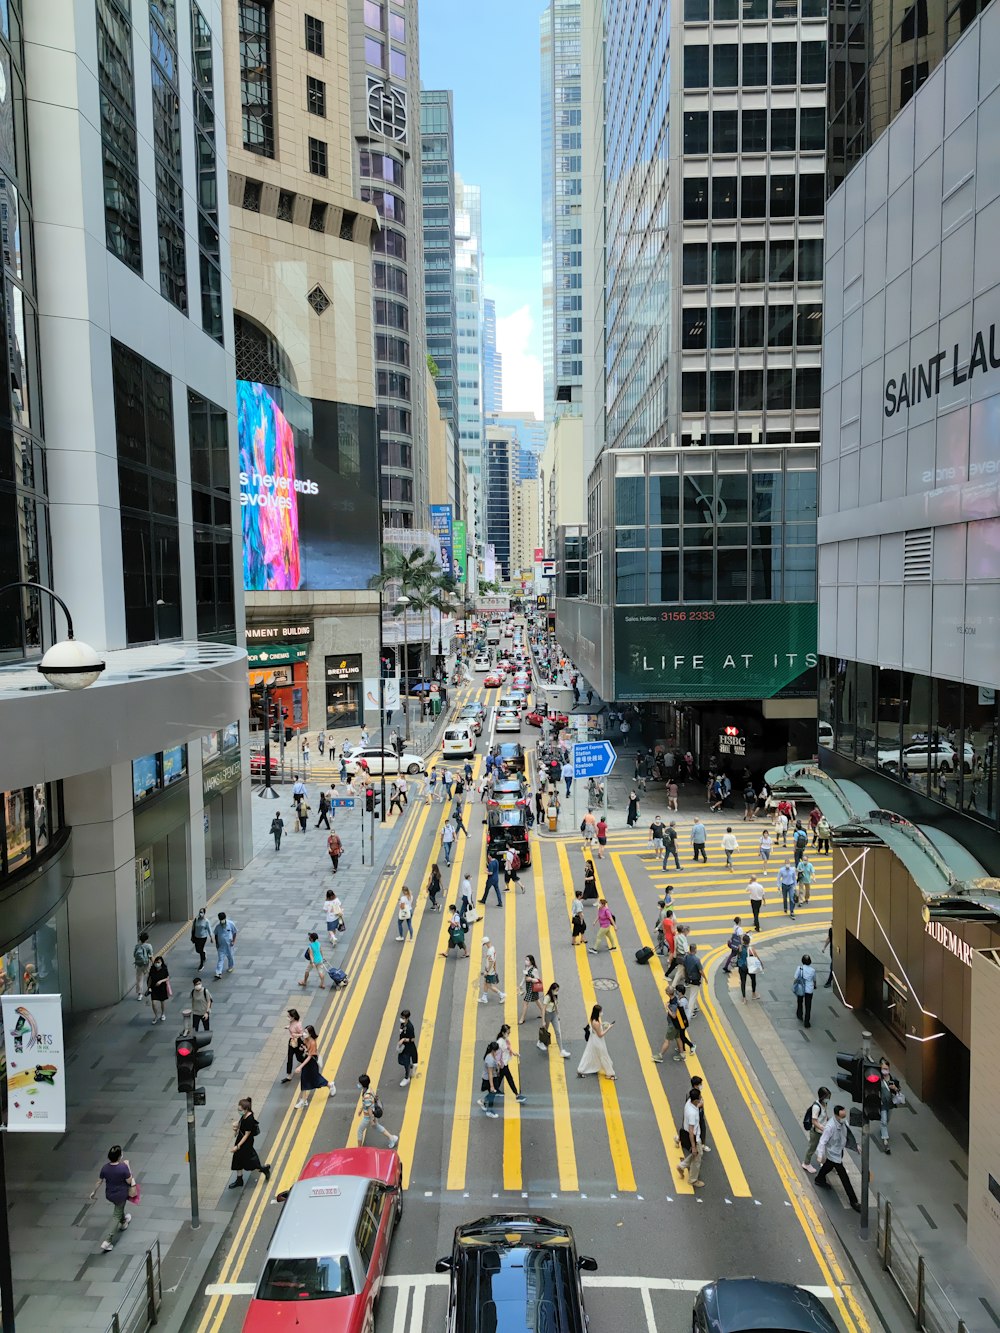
[
  {"left": 860, "top": 1030, "right": 876, "bottom": 1239},
  {"left": 176, "top": 1015, "right": 213, "bottom": 1229}
]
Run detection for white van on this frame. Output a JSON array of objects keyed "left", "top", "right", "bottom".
[
  {"left": 818, "top": 721, "right": 834, "bottom": 748},
  {"left": 498, "top": 693, "right": 526, "bottom": 714},
  {"left": 442, "top": 725, "right": 476, "bottom": 758}
]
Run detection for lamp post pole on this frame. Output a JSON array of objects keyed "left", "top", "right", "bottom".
[{"left": 398, "top": 595, "right": 411, "bottom": 743}]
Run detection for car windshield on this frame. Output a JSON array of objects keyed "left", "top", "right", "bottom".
[
  {"left": 498, "top": 746, "right": 521, "bottom": 759},
  {"left": 456, "top": 1246, "right": 576, "bottom": 1333},
  {"left": 489, "top": 809, "right": 526, "bottom": 828},
  {"left": 255, "top": 1255, "right": 355, "bottom": 1300}
]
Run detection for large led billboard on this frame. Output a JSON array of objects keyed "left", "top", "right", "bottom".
[{"left": 238, "top": 380, "right": 379, "bottom": 591}]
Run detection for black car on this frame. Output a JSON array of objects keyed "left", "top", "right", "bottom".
[
  {"left": 493, "top": 741, "right": 525, "bottom": 773},
  {"left": 485, "top": 807, "right": 531, "bottom": 867},
  {"left": 694, "top": 1279, "right": 839, "bottom": 1333},
  {"left": 436, "top": 1215, "right": 597, "bottom": 1333}
]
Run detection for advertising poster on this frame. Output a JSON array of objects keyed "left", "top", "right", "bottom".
[
  {"left": 453, "top": 521, "right": 467, "bottom": 581},
  {"left": 364, "top": 678, "right": 401, "bottom": 712},
  {"left": 429, "top": 504, "right": 454, "bottom": 577},
  {"left": 238, "top": 381, "right": 379, "bottom": 592},
  {"left": 614, "top": 603, "right": 818, "bottom": 700},
  {"left": 3, "top": 993, "right": 66, "bottom": 1132},
  {"left": 484, "top": 545, "right": 497, "bottom": 584}
]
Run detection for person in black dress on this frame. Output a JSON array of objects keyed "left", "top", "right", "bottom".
[
  {"left": 230, "top": 1097, "right": 271, "bottom": 1188},
  {"left": 397, "top": 1009, "right": 418, "bottom": 1086},
  {"left": 582, "top": 860, "right": 600, "bottom": 910}
]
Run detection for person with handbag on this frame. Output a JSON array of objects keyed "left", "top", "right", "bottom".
[
  {"left": 538, "top": 982, "right": 570, "bottom": 1056},
  {"left": 737, "top": 933, "right": 761, "bottom": 1001},
  {"left": 299, "top": 932, "right": 327, "bottom": 989},
  {"left": 190, "top": 907, "right": 211, "bottom": 971},
  {"left": 793, "top": 954, "right": 817, "bottom": 1027},
  {"left": 190, "top": 977, "right": 213, "bottom": 1031},
  {"left": 270, "top": 812, "right": 284, "bottom": 850},
  {"left": 230, "top": 1096, "right": 271, "bottom": 1188},
  {"left": 147, "top": 955, "right": 170, "bottom": 1024},
  {"left": 478, "top": 1041, "right": 503, "bottom": 1118},
  {"left": 878, "top": 1058, "right": 903, "bottom": 1153},
  {"left": 295, "top": 1025, "right": 336, "bottom": 1108},
  {"left": 323, "top": 889, "right": 345, "bottom": 945},
  {"left": 327, "top": 829, "right": 343, "bottom": 874},
  {"left": 494, "top": 1024, "right": 525, "bottom": 1101},
  {"left": 397, "top": 1009, "right": 419, "bottom": 1086},
  {"left": 722, "top": 917, "right": 744, "bottom": 973},
  {"left": 90, "top": 1144, "right": 136, "bottom": 1252},
  {"left": 396, "top": 887, "right": 414, "bottom": 941},
  {"left": 518, "top": 955, "right": 545, "bottom": 1025},
  {"left": 427, "top": 863, "right": 443, "bottom": 912},
  {"left": 589, "top": 899, "right": 617, "bottom": 954},
  {"left": 281, "top": 1008, "right": 306, "bottom": 1083}
]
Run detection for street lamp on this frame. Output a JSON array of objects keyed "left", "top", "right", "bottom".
[{"left": 0, "top": 581, "right": 105, "bottom": 690}]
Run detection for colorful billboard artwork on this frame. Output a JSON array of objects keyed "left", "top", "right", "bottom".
[
  {"left": 453, "top": 520, "right": 467, "bottom": 582},
  {"left": 238, "top": 381, "right": 380, "bottom": 592},
  {"left": 614, "top": 603, "right": 818, "bottom": 701},
  {"left": 429, "top": 504, "right": 454, "bottom": 577}
]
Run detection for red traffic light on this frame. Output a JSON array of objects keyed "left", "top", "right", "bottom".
[
  {"left": 176, "top": 1040, "right": 193, "bottom": 1058},
  {"left": 864, "top": 1071, "right": 881, "bottom": 1084}
]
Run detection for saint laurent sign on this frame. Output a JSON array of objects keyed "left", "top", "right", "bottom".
[{"left": 884, "top": 324, "right": 1000, "bottom": 417}]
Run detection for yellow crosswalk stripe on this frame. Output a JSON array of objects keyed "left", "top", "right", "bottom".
[
  {"left": 502, "top": 885, "right": 522, "bottom": 1192},
  {"left": 555, "top": 841, "right": 636, "bottom": 1192}
]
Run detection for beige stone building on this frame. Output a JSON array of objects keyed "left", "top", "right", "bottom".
[
  {"left": 223, "top": 0, "right": 386, "bottom": 740},
  {"left": 513, "top": 477, "right": 541, "bottom": 587}
]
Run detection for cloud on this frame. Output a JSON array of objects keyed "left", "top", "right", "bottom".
[{"left": 495, "top": 305, "right": 544, "bottom": 419}]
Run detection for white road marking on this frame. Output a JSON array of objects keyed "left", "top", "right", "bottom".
[
  {"left": 410, "top": 1282, "right": 426, "bottom": 1329},
  {"left": 390, "top": 1280, "right": 410, "bottom": 1333},
  {"left": 204, "top": 1283, "right": 256, "bottom": 1296},
  {"left": 641, "top": 1284, "right": 658, "bottom": 1332}
]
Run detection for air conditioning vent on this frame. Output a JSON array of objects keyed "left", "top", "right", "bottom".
[{"left": 903, "top": 529, "right": 932, "bottom": 581}]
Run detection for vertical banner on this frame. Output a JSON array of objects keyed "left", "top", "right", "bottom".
[
  {"left": 3, "top": 993, "right": 66, "bottom": 1132},
  {"left": 453, "top": 520, "right": 467, "bottom": 582},
  {"left": 484, "top": 545, "right": 497, "bottom": 584},
  {"left": 429, "top": 504, "right": 454, "bottom": 577},
  {"left": 364, "top": 677, "right": 401, "bottom": 712}
]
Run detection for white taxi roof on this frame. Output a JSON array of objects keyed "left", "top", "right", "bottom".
[{"left": 266, "top": 1174, "right": 371, "bottom": 1259}]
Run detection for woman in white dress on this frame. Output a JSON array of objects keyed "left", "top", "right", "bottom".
[{"left": 576, "top": 1003, "right": 616, "bottom": 1080}]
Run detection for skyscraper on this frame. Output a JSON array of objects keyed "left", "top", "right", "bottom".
[
  {"left": 455, "top": 176, "right": 486, "bottom": 492},
  {"left": 541, "top": 0, "right": 584, "bottom": 420},
  {"left": 420, "top": 89, "right": 459, "bottom": 473},
  {"left": 483, "top": 297, "right": 504, "bottom": 413}
]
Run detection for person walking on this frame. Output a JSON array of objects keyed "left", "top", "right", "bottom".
[
  {"left": 326, "top": 829, "right": 343, "bottom": 874},
  {"left": 814, "top": 1105, "right": 861, "bottom": 1211},
  {"left": 388, "top": 782, "right": 403, "bottom": 816},
  {"left": 399, "top": 777, "right": 409, "bottom": 806},
  {"left": 815, "top": 815, "right": 832, "bottom": 854},
  {"left": 649, "top": 816, "right": 665, "bottom": 857},
  {"left": 792, "top": 821, "right": 809, "bottom": 865},
  {"left": 323, "top": 889, "right": 345, "bottom": 945},
  {"left": 296, "top": 797, "right": 310, "bottom": 833},
  {"left": 667, "top": 779, "right": 679, "bottom": 812},
  {"left": 660, "top": 908, "right": 678, "bottom": 966},
  {"left": 626, "top": 790, "right": 640, "bottom": 828},
  {"left": 503, "top": 845, "right": 524, "bottom": 892},
  {"left": 281, "top": 1009, "right": 305, "bottom": 1083},
  {"left": 577, "top": 1004, "right": 616, "bottom": 1079},
  {"left": 747, "top": 876, "right": 766, "bottom": 931},
  {"left": 481, "top": 852, "right": 502, "bottom": 906},
  {"left": 317, "top": 730, "right": 325, "bottom": 757},
  {"left": 441, "top": 818, "right": 456, "bottom": 867},
  {"left": 427, "top": 863, "right": 443, "bottom": 912},
  {"left": 571, "top": 891, "right": 587, "bottom": 947},
  {"left": 315, "top": 790, "right": 331, "bottom": 829},
  {"left": 743, "top": 781, "right": 757, "bottom": 820},
  {"left": 737, "top": 933, "right": 761, "bottom": 1001},
  {"left": 299, "top": 932, "right": 327, "bottom": 989},
  {"left": 442, "top": 768, "right": 454, "bottom": 803},
  {"left": 722, "top": 827, "right": 739, "bottom": 872},
  {"left": 480, "top": 938, "right": 506, "bottom": 1004},
  {"left": 427, "top": 767, "right": 439, "bottom": 804},
  {"left": 808, "top": 804, "right": 822, "bottom": 844},
  {"left": 681, "top": 943, "right": 704, "bottom": 1018},
  {"left": 133, "top": 931, "right": 152, "bottom": 1000},
  {"left": 677, "top": 1089, "right": 706, "bottom": 1188},
  {"left": 534, "top": 788, "right": 545, "bottom": 823},
  {"left": 229, "top": 1096, "right": 271, "bottom": 1188},
  {"left": 518, "top": 955, "right": 545, "bottom": 1025},
  {"left": 758, "top": 830, "right": 772, "bottom": 864},
  {"left": 801, "top": 1086, "right": 831, "bottom": 1173},
  {"left": 797, "top": 856, "right": 815, "bottom": 903},
  {"left": 397, "top": 1010, "right": 418, "bottom": 1087},
  {"left": 777, "top": 860, "right": 798, "bottom": 917},
  {"left": 582, "top": 808, "right": 598, "bottom": 853},
  {"left": 822, "top": 923, "right": 834, "bottom": 987},
  {"left": 190, "top": 908, "right": 211, "bottom": 972},
  {"left": 662, "top": 821, "right": 681, "bottom": 871},
  {"left": 562, "top": 759, "right": 573, "bottom": 797},
  {"left": 89, "top": 1145, "right": 135, "bottom": 1252},
  {"left": 774, "top": 808, "right": 789, "bottom": 847},
  {"left": 396, "top": 887, "right": 414, "bottom": 941},
  {"left": 458, "top": 872, "right": 475, "bottom": 921},
  {"left": 793, "top": 954, "right": 817, "bottom": 1026},
  {"left": 478, "top": 1041, "right": 503, "bottom": 1118},
  {"left": 147, "top": 955, "right": 170, "bottom": 1024},
  {"left": 581, "top": 859, "right": 599, "bottom": 909},
  {"left": 495, "top": 1024, "right": 525, "bottom": 1101},
  {"left": 589, "top": 898, "right": 617, "bottom": 954},
  {"left": 270, "top": 811, "right": 284, "bottom": 850},
  {"left": 690, "top": 819, "right": 708, "bottom": 862},
  {"left": 294, "top": 1026, "right": 336, "bottom": 1107},
  {"left": 595, "top": 814, "right": 608, "bottom": 858},
  {"left": 213, "top": 912, "right": 238, "bottom": 978},
  {"left": 878, "top": 1058, "right": 902, "bottom": 1153},
  {"left": 538, "top": 982, "right": 571, "bottom": 1056},
  {"left": 356, "top": 1073, "right": 397, "bottom": 1144},
  {"left": 722, "top": 917, "right": 744, "bottom": 973},
  {"left": 440, "top": 905, "right": 470, "bottom": 960},
  {"left": 190, "top": 976, "right": 212, "bottom": 1031}
]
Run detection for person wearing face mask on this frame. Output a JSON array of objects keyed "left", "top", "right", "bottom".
[
  {"left": 229, "top": 1096, "right": 271, "bottom": 1189},
  {"left": 190, "top": 976, "right": 213, "bottom": 1031},
  {"left": 814, "top": 1104, "right": 861, "bottom": 1211},
  {"left": 190, "top": 907, "right": 211, "bottom": 971},
  {"left": 538, "top": 982, "right": 570, "bottom": 1057}
]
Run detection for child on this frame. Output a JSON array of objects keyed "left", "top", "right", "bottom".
[{"left": 571, "top": 890, "right": 587, "bottom": 947}]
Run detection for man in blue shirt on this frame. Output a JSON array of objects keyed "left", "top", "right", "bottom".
[
  {"left": 213, "top": 912, "right": 238, "bottom": 978},
  {"left": 480, "top": 852, "right": 502, "bottom": 906},
  {"left": 691, "top": 820, "right": 708, "bottom": 862},
  {"left": 777, "top": 861, "right": 798, "bottom": 917}
]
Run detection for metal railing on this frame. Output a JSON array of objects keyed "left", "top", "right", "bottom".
[
  {"left": 104, "top": 1241, "right": 161, "bottom": 1333},
  {"left": 877, "top": 1197, "right": 969, "bottom": 1333}
]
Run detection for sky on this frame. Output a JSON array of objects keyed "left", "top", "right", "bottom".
[{"left": 418, "top": 0, "right": 545, "bottom": 419}]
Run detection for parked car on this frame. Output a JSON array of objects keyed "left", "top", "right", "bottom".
[
  {"left": 250, "top": 752, "right": 279, "bottom": 777},
  {"left": 526, "top": 710, "right": 569, "bottom": 730},
  {"left": 495, "top": 709, "right": 521, "bottom": 734},
  {"left": 435, "top": 1215, "right": 596, "bottom": 1333},
  {"left": 483, "top": 672, "right": 503, "bottom": 688},
  {"left": 242, "top": 1148, "right": 403, "bottom": 1333},
  {"left": 493, "top": 741, "right": 526, "bottom": 773},
  {"left": 875, "top": 740, "right": 972, "bottom": 773},
  {"left": 343, "top": 747, "right": 425, "bottom": 776},
  {"left": 457, "top": 704, "right": 484, "bottom": 735},
  {"left": 693, "top": 1279, "right": 838, "bottom": 1333},
  {"left": 473, "top": 656, "right": 491, "bottom": 672}
]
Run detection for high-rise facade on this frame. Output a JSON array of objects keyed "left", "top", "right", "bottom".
[
  {"left": 351, "top": 0, "right": 430, "bottom": 529},
  {"left": 541, "top": 0, "right": 584, "bottom": 420},
  {"left": 487, "top": 411, "right": 547, "bottom": 480},
  {"left": 420, "top": 89, "right": 459, "bottom": 483},
  {"left": 455, "top": 176, "right": 486, "bottom": 494},
  {"left": 485, "top": 425, "right": 517, "bottom": 580},
  {"left": 482, "top": 297, "right": 503, "bottom": 412}
]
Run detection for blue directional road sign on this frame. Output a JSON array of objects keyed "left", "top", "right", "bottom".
[
  {"left": 572, "top": 741, "right": 617, "bottom": 779},
  {"left": 331, "top": 797, "right": 356, "bottom": 808}
]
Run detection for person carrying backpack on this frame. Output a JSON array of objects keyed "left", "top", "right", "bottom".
[
  {"left": 801, "top": 1086, "right": 831, "bottom": 1173},
  {"left": 504, "top": 845, "right": 523, "bottom": 891},
  {"left": 270, "top": 812, "right": 284, "bottom": 850},
  {"left": 722, "top": 917, "right": 744, "bottom": 973},
  {"left": 133, "top": 932, "right": 152, "bottom": 1000},
  {"left": 792, "top": 821, "right": 809, "bottom": 866},
  {"left": 356, "top": 1073, "right": 398, "bottom": 1147}
]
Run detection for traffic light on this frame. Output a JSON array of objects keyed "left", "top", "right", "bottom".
[
  {"left": 175, "top": 1032, "right": 213, "bottom": 1094},
  {"left": 835, "top": 1051, "right": 863, "bottom": 1102},
  {"left": 862, "top": 1061, "right": 883, "bottom": 1121},
  {"left": 365, "top": 786, "right": 376, "bottom": 812}
]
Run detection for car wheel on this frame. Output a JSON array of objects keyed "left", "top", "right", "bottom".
[
  {"left": 395, "top": 1177, "right": 404, "bottom": 1222},
  {"left": 407, "top": 763, "right": 421, "bottom": 774}
]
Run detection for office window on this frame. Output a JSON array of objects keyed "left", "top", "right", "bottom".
[
  {"left": 901, "top": 0, "right": 928, "bottom": 38},
  {"left": 683, "top": 244, "right": 709, "bottom": 284},
  {"left": 189, "top": 391, "right": 235, "bottom": 642},
  {"left": 389, "top": 48, "right": 406, "bottom": 78},
  {"left": 739, "top": 306, "right": 765, "bottom": 347},
  {"left": 712, "top": 176, "right": 738, "bottom": 219},
  {"left": 739, "top": 369, "right": 764, "bottom": 410},
  {"left": 307, "top": 75, "right": 326, "bottom": 116},
  {"left": 800, "top": 42, "right": 826, "bottom": 85},
  {"left": 795, "top": 367, "right": 822, "bottom": 409},
  {"left": 796, "top": 304, "right": 823, "bottom": 345},
  {"left": 743, "top": 0, "right": 768, "bottom": 15},
  {"left": 742, "top": 108, "right": 768, "bottom": 152},
  {"left": 743, "top": 44, "right": 768, "bottom": 86},
  {"left": 713, "top": 44, "right": 739, "bottom": 87},
  {"left": 800, "top": 107, "right": 825, "bottom": 150},
  {"left": 769, "top": 240, "right": 796, "bottom": 282},
  {"left": 308, "top": 136, "right": 328, "bottom": 176},
  {"left": 712, "top": 242, "right": 737, "bottom": 283},
  {"left": 240, "top": 0, "right": 274, "bottom": 158},
  {"left": 684, "top": 112, "right": 709, "bottom": 154},
  {"left": 684, "top": 47, "right": 709, "bottom": 88},
  {"left": 713, "top": 110, "right": 739, "bottom": 153},
  {"left": 684, "top": 178, "right": 709, "bottom": 220},
  {"left": 365, "top": 36, "right": 385, "bottom": 67},
  {"left": 364, "top": 0, "right": 383, "bottom": 26},
  {"left": 767, "top": 367, "right": 793, "bottom": 409},
  {"left": 683, "top": 309, "right": 707, "bottom": 349},
  {"left": 304, "top": 13, "right": 324, "bottom": 54},
  {"left": 715, "top": 0, "right": 739, "bottom": 15},
  {"left": 711, "top": 308, "right": 736, "bottom": 349},
  {"left": 96, "top": 0, "right": 142, "bottom": 271},
  {"left": 740, "top": 242, "right": 766, "bottom": 282},
  {"left": 768, "top": 306, "right": 795, "bottom": 346},
  {"left": 682, "top": 372, "right": 707, "bottom": 412},
  {"left": 191, "top": 3, "right": 223, "bottom": 342},
  {"left": 900, "top": 61, "right": 930, "bottom": 107},
  {"left": 741, "top": 176, "right": 767, "bottom": 219},
  {"left": 771, "top": 107, "right": 797, "bottom": 151},
  {"left": 389, "top": 10, "right": 405, "bottom": 38},
  {"left": 770, "top": 175, "right": 796, "bottom": 216},
  {"left": 798, "top": 239, "right": 823, "bottom": 281},
  {"left": 683, "top": 550, "right": 714, "bottom": 600},
  {"left": 151, "top": 0, "right": 187, "bottom": 312},
  {"left": 799, "top": 174, "right": 824, "bottom": 216},
  {"left": 772, "top": 42, "right": 798, "bottom": 85},
  {"left": 686, "top": 0, "right": 710, "bottom": 17}
]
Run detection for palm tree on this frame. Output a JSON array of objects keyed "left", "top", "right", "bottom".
[{"left": 370, "top": 546, "right": 438, "bottom": 698}]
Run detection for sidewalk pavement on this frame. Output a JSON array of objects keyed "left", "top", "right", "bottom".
[
  {"left": 714, "top": 926, "right": 998, "bottom": 1333},
  {"left": 5, "top": 788, "right": 416, "bottom": 1333}
]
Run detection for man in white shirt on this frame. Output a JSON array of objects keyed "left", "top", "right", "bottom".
[
  {"left": 747, "top": 876, "right": 766, "bottom": 932},
  {"left": 561, "top": 760, "right": 574, "bottom": 797},
  {"left": 774, "top": 810, "right": 789, "bottom": 846},
  {"left": 678, "top": 1089, "right": 705, "bottom": 1188},
  {"left": 480, "top": 938, "right": 505, "bottom": 1004},
  {"left": 814, "top": 1105, "right": 860, "bottom": 1211},
  {"left": 721, "top": 827, "right": 739, "bottom": 872}
]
